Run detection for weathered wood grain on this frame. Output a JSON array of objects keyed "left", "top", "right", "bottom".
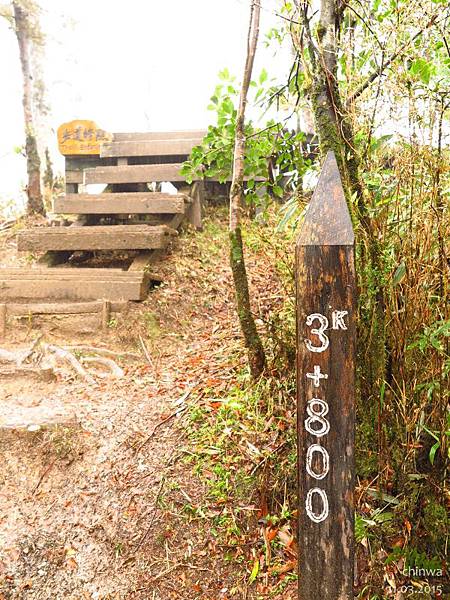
[
  {"left": 112, "top": 130, "right": 207, "bottom": 141},
  {"left": 70, "top": 165, "right": 262, "bottom": 186},
  {"left": 296, "top": 152, "right": 356, "bottom": 600},
  {"left": 66, "top": 171, "right": 84, "bottom": 184},
  {"left": 0, "top": 278, "right": 146, "bottom": 301},
  {"left": 6, "top": 300, "right": 127, "bottom": 315},
  {"left": 296, "top": 154, "right": 354, "bottom": 246},
  {"left": 17, "top": 225, "right": 173, "bottom": 252},
  {"left": 128, "top": 251, "right": 155, "bottom": 271},
  {"left": 65, "top": 156, "right": 116, "bottom": 170},
  {"left": 0, "top": 269, "right": 148, "bottom": 301},
  {"left": 100, "top": 139, "right": 202, "bottom": 158},
  {"left": 53, "top": 193, "right": 186, "bottom": 215},
  {"left": 0, "top": 268, "right": 140, "bottom": 280},
  {"left": 83, "top": 164, "right": 188, "bottom": 184}
]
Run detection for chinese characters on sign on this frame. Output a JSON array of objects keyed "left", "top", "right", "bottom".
[{"left": 57, "top": 120, "right": 113, "bottom": 156}]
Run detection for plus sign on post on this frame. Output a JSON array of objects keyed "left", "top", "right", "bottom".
[
  {"left": 296, "top": 152, "right": 356, "bottom": 600},
  {"left": 306, "top": 365, "right": 328, "bottom": 388}
]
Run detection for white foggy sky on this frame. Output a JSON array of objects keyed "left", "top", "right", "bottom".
[{"left": 0, "top": 0, "right": 290, "bottom": 212}]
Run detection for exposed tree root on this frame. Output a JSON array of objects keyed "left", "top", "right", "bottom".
[
  {"left": 46, "top": 344, "right": 96, "bottom": 385},
  {"left": 0, "top": 338, "right": 126, "bottom": 384},
  {"left": 81, "top": 356, "right": 124, "bottom": 379},
  {"left": 62, "top": 345, "right": 141, "bottom": 361}
]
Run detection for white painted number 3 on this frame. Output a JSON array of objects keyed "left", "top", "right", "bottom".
[
  {"left": 305, "top": 310, "right": 349, "bottom": 353},
  {"left": 305, "top": 313, "right": 329, "bottom": 353}
]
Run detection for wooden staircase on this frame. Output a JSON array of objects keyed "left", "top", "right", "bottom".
[{"left": 0, "top": 125, "right": 206, "bottom": 317}]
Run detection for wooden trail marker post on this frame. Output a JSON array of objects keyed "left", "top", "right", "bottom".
[{"left": 296, "top": 151, "right": 356, "bottom": 599}]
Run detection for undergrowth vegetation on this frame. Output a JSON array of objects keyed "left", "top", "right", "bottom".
[
  {"left": 180, "top": 0, "right": 449, "bottom": 595},
  {"left": 180, "top": 154, "right": 448, "bottom": 597}
]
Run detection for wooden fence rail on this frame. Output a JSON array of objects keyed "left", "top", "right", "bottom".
[{"left": 296, "top": 151, "right": 356, "bottom": 599}]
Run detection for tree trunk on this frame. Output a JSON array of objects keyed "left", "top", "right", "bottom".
[
  {"left": 229, "top": 0, "right": 265, "bottom": 379},
  {"left": 13, "top": 0, "right": 44, "bottom": 215},
  {"left": 294, "top": 0, "right": 387, "bottom": 398}
]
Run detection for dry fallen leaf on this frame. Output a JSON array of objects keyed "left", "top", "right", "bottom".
[
  {"left": 265, "top": 526, "right": 278, "bottom": 542},
  {"left": 268, "top": 560, "right": 296, "bottom": 577},
  {"left": 66, "top": 557, "right": 78, "bottom": 570}
]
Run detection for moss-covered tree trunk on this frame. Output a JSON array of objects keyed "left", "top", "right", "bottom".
[
  {"left": 293, "top": 0, "right": 387, "bottom": 400},
  {"left": 229, "top": 0, "right": 265, "bottom": 379},
  {"left": 13, "top": 0, "right": 44, "bottom": 215}
]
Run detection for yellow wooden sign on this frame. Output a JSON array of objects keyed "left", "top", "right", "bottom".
[{"left": 57, "top": 120, "right": 113, "bottom": 156}]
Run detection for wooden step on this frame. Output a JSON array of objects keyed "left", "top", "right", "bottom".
[
  {"left": 53, "top": 192, "right": 187, "bottom": 215},
  {"left": 83, "top": 163, "right": 187, "bottom": 185},
  {"left": 17, "top": 225, "right": 174, "bottom": 252},
  {"left": 0, "top": 268, "right": 148, "bottom": 301},
  {"left": 112, "top": 130, "right": 207, "bottom": 141},
  {"left": 0, "top": 268, "right": 141, "bottom": 279},
  {"left": 100, "top": 139, "right": 202, "bottom": 158},
  {"left": 3, "top": 300, "right": 127, "bottom": 316},
  {"left": 72, "top": 165, "right": 264, "bottom": 186}
]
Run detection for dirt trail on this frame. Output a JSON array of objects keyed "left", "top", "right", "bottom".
[{"left": 0, "top": 214, "right": 249, "bottom": 599}]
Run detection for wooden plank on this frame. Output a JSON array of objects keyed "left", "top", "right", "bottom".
[
  {"left": 100, "top": 139, "right": 202, "bottom": 158},
  {"left": 0, "top": 279, "right": 146, "bottom": 301},
  {"left": 0, "top": 269, "right": 142, "bottom": 281},
  {"left": 57, "top": 120, "right": 112, "bottom": 156},
  {"left": 77, "top": 166, "right": 262, "bottom": 186},
  {"left": 66, "top": 171, "right": 84, "bottom": 184},
  {"left": 6, "top": 300, "right": 127, "bottom": 316},
  {"left": 112, "top": 130, "right": 206, "bottom": 141},
  {"left": 16, "top": 225, "right": 173, "bottom": 252},
  {"left": 128, "top": 251, "right": 155, "bottom": 272},
  {"left": 75, "top": 166, "right": 263, "bottom": 186},
  {"left": 127, "top": 251, "right": 164, "bottom": 279},
  {"left": 53, "top": 193, "right": 186, "bottom": 215},
  {"left": 167, "top": 213, "right": 186, "bottom": 230},
  {"left": 65, "top": 156, "right": 116, "bottom": 170},
  {"left": 296, "top": 152, "right": 356, "bottom": 600},
  {"left": 83, "top": 163, "right": 188, "bottom": 184},
  {"left": 129, "top": 249, "right": 170, "bottom": 271}
]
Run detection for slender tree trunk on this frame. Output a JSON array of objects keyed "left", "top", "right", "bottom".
[
  {"left": 13, "top": 0, "right": 44, "bottom": 215},
  {"left": 229, "top": 0, "right": 265, "bottom": 378}
]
